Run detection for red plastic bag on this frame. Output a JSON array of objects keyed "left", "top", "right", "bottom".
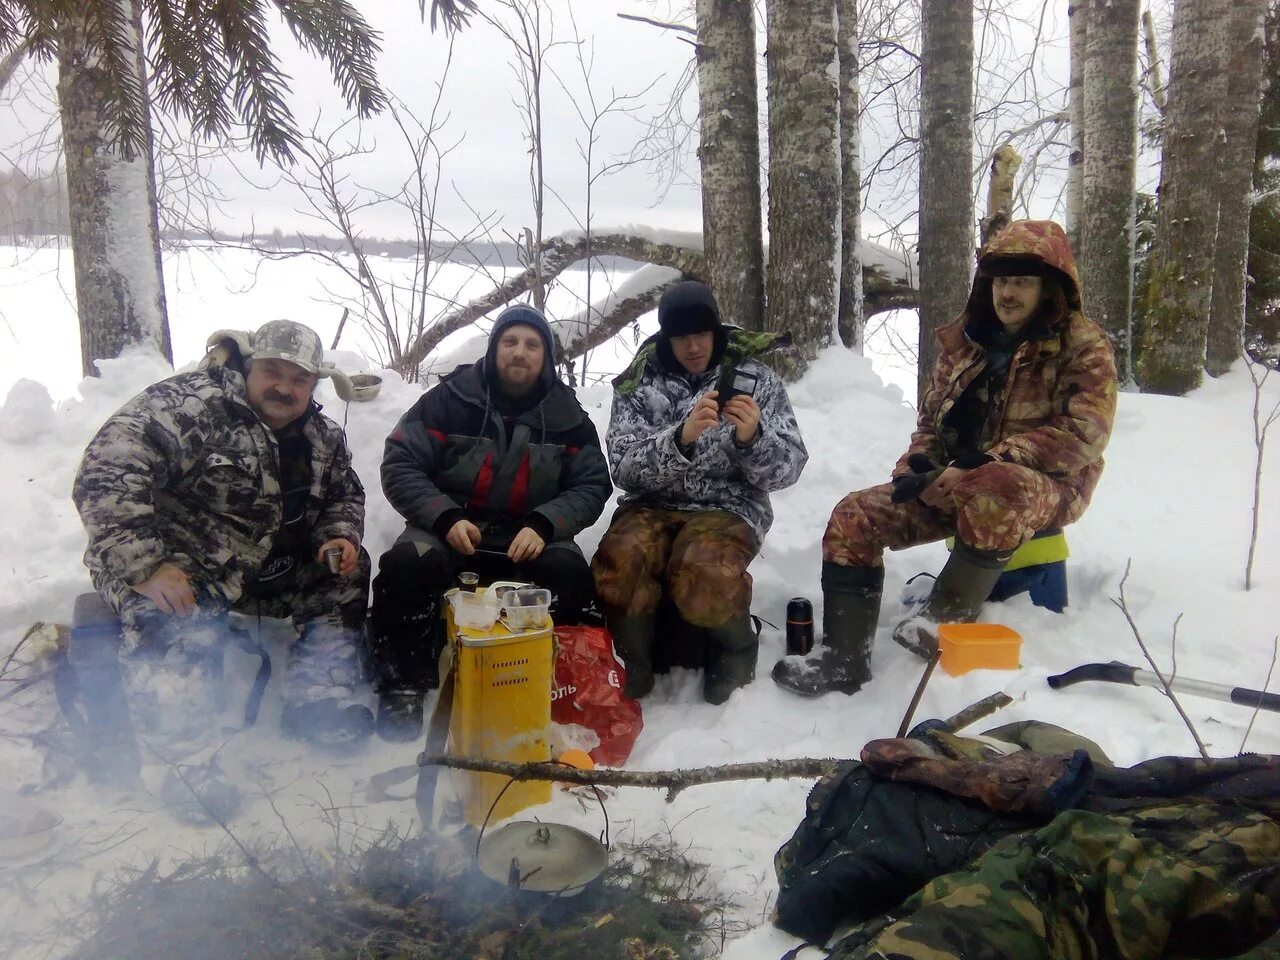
[{"left": 552, "top": 625, "right": 643, "bottom": 767}]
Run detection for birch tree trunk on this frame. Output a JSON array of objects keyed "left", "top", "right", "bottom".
[
  {"left": 917, "top": 0, "right": 973, "bottom": 399},
  {"left": 1206, "top": 0, "right": 1269, "bottom": 376},
  {"left": 764, "top": 0, "right": 840, "bottom": 378},
  {"left": 695, "top": 0, "right": 764, "bottom": 331},
  {"left": 1081, "top": 0, "right": 1140, "bottom": 382},
  {"left": 1067, "top": 1, "right": 1087, "bottom": 252},
  {"left": 837, "top": 0, "right": 864, "bottom": 350},
  {"left": 57, "top": 1, "right": 170, "bottom": 377},
  {"left": 1137, "top": 0, "right": 1229, "bottom": 395}
]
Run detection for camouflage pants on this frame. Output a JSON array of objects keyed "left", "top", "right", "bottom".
[
  {"left": 92, "top": 550, "right": 371, "bottom": 731},
  {"left": 823, "top": 462, "right": 1065, "bottom": 566},
  {"left": 591, "top": 505, "right": 757, "bottom": 628}
]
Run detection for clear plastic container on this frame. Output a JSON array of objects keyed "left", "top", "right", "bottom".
[
  {"left": 499, "top": 586, "right": 552, "bottom": 630},
  {"left": 449, "top": 589, "right": 499, "bottom": 629}
]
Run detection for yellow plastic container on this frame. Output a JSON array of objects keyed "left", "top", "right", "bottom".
[
  {"left": 937, "top": 622, "right": 1022, "bottom": 676},
  {"left": 446, "top": 586, "right": 553, "bottom": 825}
]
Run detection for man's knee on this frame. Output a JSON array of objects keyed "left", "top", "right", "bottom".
[
  {"left": 822, "top": 485, "right": 892, "bottom": 565},
  {"left": 666, "top": 525, "right": 754, "bottom": 628},
  {"left": 953, "top": 462, "right": 1056, "bottom": 552},
  {"left": 592, "top": 518, "right": 669, "bottom": 612},
  {"left": 376, "top": 540, "right": 452, "bottom": 592}
]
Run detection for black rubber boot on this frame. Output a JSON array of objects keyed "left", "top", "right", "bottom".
[
  {"left": 772, "top": 564, "right": 883, "bottom": 697},
  {"left": 891, "top": 540, "right": 1012, "bottom": 659},
  {"left": 376, "top": 690, "right": 425, "bottom": 742},
  {"left": 280, "top": 699, "right": 375, "bottom": 745},
  {"left": 609, "top": 613, "right": 656, "bottom": 700},
  {"left": 703, "top": 613, "right": 759, "bottom": 705}
]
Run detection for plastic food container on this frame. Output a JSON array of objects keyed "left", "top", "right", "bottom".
[
  {"left": 449, "top": 589, "right": 499, "bottom": 629},
  {"left": 500, "top": 587, "right": 552, "bottom": 630},
  {"left": 937, "top": 622, "right": 1022, "bottom": 676}
]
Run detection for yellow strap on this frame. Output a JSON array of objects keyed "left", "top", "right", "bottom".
[{"left": 945, "top": 531, "right": 1069, "bottom": 572}]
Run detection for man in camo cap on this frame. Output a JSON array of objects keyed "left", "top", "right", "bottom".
[{"left": 72, "top": 319, "right": 374, "bottom": 760}]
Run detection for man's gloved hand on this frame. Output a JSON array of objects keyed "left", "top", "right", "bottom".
[{"left": 890, "top": 454, "right": 942, "bottom": 504}]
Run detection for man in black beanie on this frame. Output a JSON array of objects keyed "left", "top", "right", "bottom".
[
  {"left": 369, "top": 304, "right": 612, "bottom": 740},
  {"left": 591, "top": 280, "right": 808, "bottom": 705}
]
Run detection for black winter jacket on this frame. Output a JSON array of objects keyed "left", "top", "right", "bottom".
[{"left": 381, "top": 361, "right": 611, "bottom": 543}]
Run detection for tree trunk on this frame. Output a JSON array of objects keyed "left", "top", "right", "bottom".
[
  {"left": 764, "top": 0, "right": 841, "bottom": 379},
  {"left": 1081, "top": 0, "right": 1140, "bottom": 382},
  {"left": 57, "top": 2, "right": 170, "bottom": 377},
  {"left": 695, "top": 0, "right": 764, "bottom": 331},
  {"left": 837, "top": 0, "right": 864, "bottom": 350},
  {"left": 1137, "top": 0, "right": 1229, "bottom": 395},
  {"left": 917, "top": 0, "right": 973, "bottom": 401},
  {"left": 1067, "top": 1, "right": 1087, "bottom": 253},
  {"left": 1207, "top": 0, "right": 1269, "bottom": 376}
]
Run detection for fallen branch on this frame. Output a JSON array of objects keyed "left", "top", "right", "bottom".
[
  {"left": 415, "top": 754, "right": 842, "bottom": 802},
  {"left": 416, "top": 692, "right": 1015, "bottom": 803},
  {"left": 1110, "top": 559, "right": 1209, "bottom": 759}
]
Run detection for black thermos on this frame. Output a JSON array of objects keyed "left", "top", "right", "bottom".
[{"left": 786, "top": 597, "right": 814, "bottom": 656}]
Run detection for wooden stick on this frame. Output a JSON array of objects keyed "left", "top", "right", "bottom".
[
  {"left": 416, "top": 754, "right": 842, "bottom": 803},
  {"left": 897, "top": 651, "right": 941, "bottom": 737}
]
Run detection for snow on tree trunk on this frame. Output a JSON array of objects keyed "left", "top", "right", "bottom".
[
  {"left": 1207, "top": 0, "right": 1269, "bottom": 377},
  {"left": 837, "top": 0, "right": 864, "bottom": 351},
  {"left": 1137, "top": 0, "right": 1229, "bottom": 396},
  {"left": 695, "top": 0, "right": 764, "bottom": 331},
  {"left": 57, "top": 2, "right": 170, "bottom": 378},
  {"left": 917, "top": 0, "right": 973, "bottom": 400},
  {"left": 1067, "top": 1, "right": 1087, "bottom": 253},
  {"left": 764, "top": 0, "right": 841, "bottom": 379},
  {"left": 1081, "top": 0, "right": 1140, "bottom": 382}
]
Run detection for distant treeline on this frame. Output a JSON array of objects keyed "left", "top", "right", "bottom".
[{"left": 0, "top": 169, "right": 632, "bottom": 270}]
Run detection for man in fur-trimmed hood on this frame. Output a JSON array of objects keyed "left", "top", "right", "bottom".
[{"left": 774, "top": 220, "right": 1118, "bottom": 698}]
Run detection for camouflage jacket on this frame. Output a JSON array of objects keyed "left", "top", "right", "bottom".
[
  {"left": 899, "top": 220, "right": 1118, "bottom": 526},
  {"left": 607, "top": 329, "right": 808, "bottom": 541},
  {"left": 73, "top": 357, "right": 364, "bottom": 607},
  {"left": 828, "top": 798, "right": 1280, "bottom": 960}
]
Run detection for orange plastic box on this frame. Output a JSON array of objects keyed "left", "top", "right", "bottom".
[{"left": 937, "top": 622, "right": 1022, "bottom": 676}]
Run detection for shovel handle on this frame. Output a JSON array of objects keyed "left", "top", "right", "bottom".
[
  {"left": 1229, "top": 687, "right": 1280, "bottom": 713},
  {"left": 1047, "top": 662, "right": 1138, "bottom": 689}
]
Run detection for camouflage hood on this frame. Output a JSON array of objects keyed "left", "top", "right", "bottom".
[
  {"left": 613, "top": 327, "right": 791, "bottom": 396},
  {"left": 970, "top": 219, "right": 1083, "bottom": 316}
]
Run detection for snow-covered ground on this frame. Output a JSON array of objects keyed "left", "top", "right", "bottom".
[{"left": 0, "top": 243, "right": 1278, "bottom": 958}]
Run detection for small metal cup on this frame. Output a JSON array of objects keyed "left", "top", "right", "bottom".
[{"left": 323, "top": 546, "right": 343, "bottom": 574}]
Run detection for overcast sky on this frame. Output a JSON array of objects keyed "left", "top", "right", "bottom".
[{"left": 0, "top": 1, "right": 1173, "bottom": 245}]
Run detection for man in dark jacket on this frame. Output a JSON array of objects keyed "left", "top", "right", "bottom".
[
  {"left": 371, "top": 304, "right": 612, "bottom": 740},
  {"left": 592, "top": 281, "right": 808, "bottom": 705},
  {"left": 773, "top": 220, "right": 1118, "bottom": 697},
  {"left": 73, "top": 320, "right": 374, "bottom": 755}
]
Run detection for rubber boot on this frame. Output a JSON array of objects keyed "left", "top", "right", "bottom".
[
  {"left": 376, "top": 690, "right": 425, "bottom": 742},
  {"left": 60, "top": 594, "right": 143, "bottom": 787},
  {"left": 703, "top": 613, "right": 759, "bottom": 705},
  {"left": 892, "top": 540, "right": 1012, "bottom": 659},
  {"left": 772, "top": 564, "right": 883, "bottom": 697},
  {"left": 609, "top": 612, "right": 656, "bottom": 700}
]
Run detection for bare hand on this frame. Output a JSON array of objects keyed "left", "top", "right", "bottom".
[
  {"left": 722, "top": 394, "right": 761, "bottom": 444},
  {"left": 316, "top": 538, "right": 359, "bottom": 576},
  {"left": 132, "top": 562, "right": 196, "bottom": 616},
  {"left": 921, "top": 466, "right": 969, "bottom": 509},
  {"left": 680, "top": 393, "right": 721, "bottom": 448},
  {"left": 446, "top": 519, "right": 482, "bottom": 556},
  {"left": 507, "top": 526, "right": 546, "bottom": 563}
]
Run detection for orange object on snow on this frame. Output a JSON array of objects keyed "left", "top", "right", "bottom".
[{"left": 937, "top": 622, "right": 1022, "bottom": 676}]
